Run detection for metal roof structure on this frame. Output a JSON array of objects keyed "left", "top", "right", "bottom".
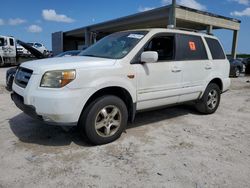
[{"left": 52, "top": 3, "right": 241, "bottom": 58}]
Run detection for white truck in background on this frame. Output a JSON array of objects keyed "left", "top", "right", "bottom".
[
  {"left": 0, "top": 35, "right": 48, "bottom": 66},
  {"left": 0, "top": 35, "right": 17, "bottom": 66}
]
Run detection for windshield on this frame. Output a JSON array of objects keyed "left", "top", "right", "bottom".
[
  {"left": 79, "top": 31, "right": 147, "bottom": 59},
  {"left": 0, "top": 38, "right": 5, "bottom": 46}
]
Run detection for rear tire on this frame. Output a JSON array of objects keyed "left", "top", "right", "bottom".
[
  {"left": 78, "top": 95, "right": 128, "bottom": 145},
  {"left": 195, "top": 83, "right": 221, "bottom": 114}
]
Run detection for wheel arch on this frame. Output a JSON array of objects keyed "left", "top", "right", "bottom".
[
  {"left": 81, "top": 86, "right": 136, "bottom": 123},
  {"left": 208, "top": 78, "right": 223, "bottom": 92}
]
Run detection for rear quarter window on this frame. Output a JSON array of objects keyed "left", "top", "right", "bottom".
[
  {"left": 176, "top": 34, "right": 208, "bottom": 61},
  {"left": 205, "top": 37, "right": 226, "bottom": 60}
]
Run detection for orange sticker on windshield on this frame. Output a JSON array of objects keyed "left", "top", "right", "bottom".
[{"left": 189, "top": 41, "right": 196, "bottom": 51}]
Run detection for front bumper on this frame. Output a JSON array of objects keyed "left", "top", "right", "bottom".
[
  {"left": 11, "top": 91, "right": 79, "bottom": 126},
  {"left": 12, "top": 72, "right": 95, "bottom": 126},
  {"left": 11, "top": 92, "right": 43, "bottom": 121}
]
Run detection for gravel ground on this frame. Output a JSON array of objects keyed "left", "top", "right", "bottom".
[{"left": 0, "top": 67, "right": 250, "bottom": 188}]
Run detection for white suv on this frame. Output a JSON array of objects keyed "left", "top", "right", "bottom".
[{"left": 12, "top": 28, "right": 230, "bottom": 145}]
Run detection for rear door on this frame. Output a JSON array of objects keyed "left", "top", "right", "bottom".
[
  {"left": 204, "top": 37, "right": 228, "bottom": 78},
  {"left": 175, "top": 34, "right": 210, "bottom": 102}
]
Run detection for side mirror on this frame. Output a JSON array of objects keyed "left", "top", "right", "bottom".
[{"left": 141, "top": 51, "right": 158, "bottom": 63}]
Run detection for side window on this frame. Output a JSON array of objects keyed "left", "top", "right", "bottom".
[
  {"left": 9, "top": 38, "right": 14, "bottom": 46},
  {"left": 144, "top": 35, "right": 175, "bottom": 61},
  {"left": 0, "top": 38, "right": 4, "bottom": 46},
  {"left": 35, "top": 43, "right": 42, "bottom": 48},
  {"left": 205, "top": 37, "right": 226, "bottom": 60},
  {"left": 176, "top": 34, "right": 208, "bottom": 61}
]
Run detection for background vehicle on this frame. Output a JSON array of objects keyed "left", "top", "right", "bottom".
[
  {"left": 12, "top": 29, "right": 230, "bottom": 145},
  {"left": 244, "top": 58, "right": 250, "bottom": 74},
  {"left": 16, "top": 44, "right": 29, "bottom": 57},
  {"left": 1, "top": 35, "right": 47, "bottom": 66},
  {"left": 27, "top": 42, "right": 48, "bottom": 56},
  {"left": 0, "top": 35, "right": 17, "bottom": 66},
  {"left": 229, "top": 59, "right": 244, "bottom": 77}
]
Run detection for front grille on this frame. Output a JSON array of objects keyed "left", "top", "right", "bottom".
[{"left": 15, "top": 67, "right": 33, "bottom": 88}]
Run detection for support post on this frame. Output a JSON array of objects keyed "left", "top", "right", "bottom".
[
  {"left": 169, "top": 0, "right": 176, "bottom": 27},
  {"left": 231, "top": 30, "right": 239, "bottom": 59},
  {"left": 84, "top": 29, "right": 90, "bottom": 47},
  {"left": 207, "top": 25, "right": 213, "bottom": 34},
  {"left": 52, "top": 31, "right": 64, "bottom": 56}
]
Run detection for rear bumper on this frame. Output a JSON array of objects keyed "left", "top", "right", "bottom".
[{"left": 222, "top": 78, "right": 231, "bottom": 93}]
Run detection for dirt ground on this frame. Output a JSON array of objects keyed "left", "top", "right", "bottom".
[{"left": 0, "top": 67, "right": 250, "bottom": 188}]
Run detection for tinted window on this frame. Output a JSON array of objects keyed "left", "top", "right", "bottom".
[
  {"left": 9, "top": 38, "right": 14, "bottom": 46},
  {"left": 144, "top": 35, "right": 175, "bottom": 61},
  {"left": 0, "top": 38, "right": 4, "bottom": 46},
  {"left": 205, "top": 37, "right": 225, "bottom": 60},
  {"left": 176, "top": 34, "right": 208, "bottom": 61}
]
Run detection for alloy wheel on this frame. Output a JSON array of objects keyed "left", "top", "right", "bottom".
[
  {"left": 207, "top": 89, "right": 218, "bottom": 110},
  {"left": 94, "top": 105, "right": 122, "bottom": 137}
]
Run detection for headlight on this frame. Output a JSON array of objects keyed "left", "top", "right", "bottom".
[{"left": 40, "top": 70, "right": 76, "bottom": 88}]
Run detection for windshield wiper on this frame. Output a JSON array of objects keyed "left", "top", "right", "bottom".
[{"left": 82, "top": 54, "right": 111, "bottom": 59}]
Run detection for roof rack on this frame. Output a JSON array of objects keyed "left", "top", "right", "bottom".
[
  {"left": 175, "top": 27, "right": 199, "bottom": 33},
  {"left": 171, "top": 26, "right": 214, "bottom": 36}
]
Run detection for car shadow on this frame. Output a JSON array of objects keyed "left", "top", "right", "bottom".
[
  {"left": 9, "top": 104, "right": 199, "bottom": 147},
  {"left": 127, "top": 104, "right": 199, "bottom": 129},
  {"left": 9, "top": 113, "right": 92, "bottom": 147}
]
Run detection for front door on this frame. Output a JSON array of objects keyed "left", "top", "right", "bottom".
[
  {"left": 8, "top": 37, "right": 16, "bottom": 58},
  {"left": 134, "top": 34, "right": 183, "bottom": 110}
]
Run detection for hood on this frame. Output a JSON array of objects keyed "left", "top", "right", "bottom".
[{"left": 20, "top": 56, "right": 117, "bottom": 74}]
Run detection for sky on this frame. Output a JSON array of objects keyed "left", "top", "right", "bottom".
[{"left": 0, "top": 0, "right": 250, "bottom": 53}]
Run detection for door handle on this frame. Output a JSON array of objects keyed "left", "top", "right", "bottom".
[
  {"left": 172, "top": 67, "right": 181, "bottom": 73},
  {"left": 205, "top": 64, "right": 212, "bottom": 70}
]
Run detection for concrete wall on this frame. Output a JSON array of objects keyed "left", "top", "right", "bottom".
[{"left": 52, "top": 31, "right": 64, "bottom": 56}]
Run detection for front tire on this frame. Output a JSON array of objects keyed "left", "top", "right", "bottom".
[
  {"left": 234, "top": 67, "right": 240, "bottom": 77},
  {"left": 195, "top": 83, "right": 221, "bottom": 114},
  {"left": 79, "top": 95, "right": 128, "bottom": 145}
]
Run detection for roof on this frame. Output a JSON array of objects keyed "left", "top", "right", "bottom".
[
  {"left": 118, "top": 28, "right": 218, "bottom": 39},
  {"left": 64, "top": 5, "right": 241, "bottom": 38}
]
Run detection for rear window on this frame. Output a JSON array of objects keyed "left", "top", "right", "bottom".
[
  {"left": 205, "top": 37, "right": 225, "bottom": 60},
  {"left": 176, "top": 34, "right": 208, "bottom": 61}
]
